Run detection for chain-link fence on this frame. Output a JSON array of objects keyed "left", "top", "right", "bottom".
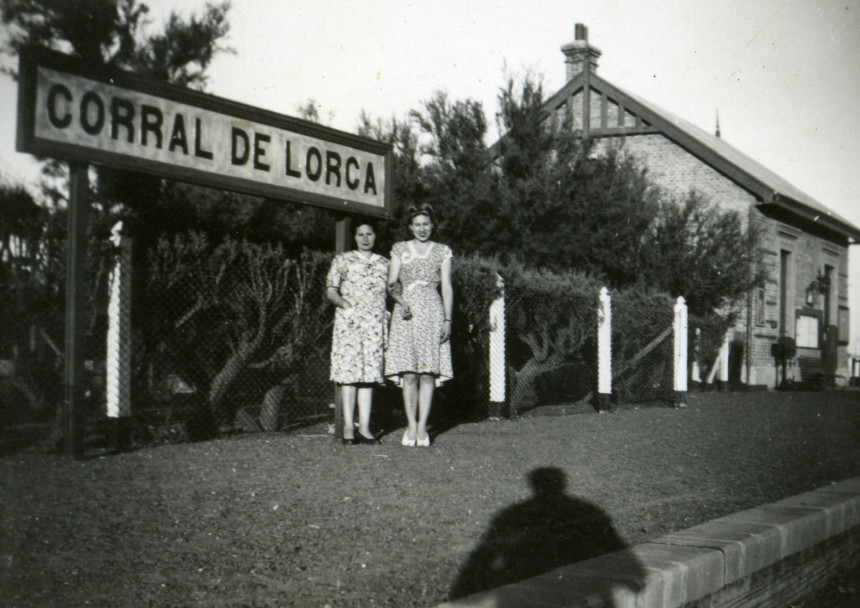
[
  {"left": 0, "top": 221, "right": 342, "bottom": 453},
  {"left": 503, "top": 286, "right": 699, "bottom": 413},
  {"left": 611, "top": 291, "right": 676, "bottom": 405},
  {"left": 131, "top": 234, "right": 336, "bottom": 444},
  {"left": 0, "top": 217, "right": 726, "bottom": 455},
  {"left": 502, "top": 267, "right": 600, "bottom": 416}
]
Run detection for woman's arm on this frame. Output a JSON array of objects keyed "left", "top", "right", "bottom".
[
  {"left": 439, "top": 254, "right": 453, "bottom": 343},
  {"left": 387, "top": 254, "right": 412, "bottom": 319},
  {"left": 326, "top": 257, "right": 353, "bottom": 311},
  {"left": 325, "top": 286, "right": 352, "bottom": 311}
]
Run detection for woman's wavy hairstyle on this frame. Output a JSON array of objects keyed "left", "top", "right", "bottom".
[
  {"left": 404, "top": 203, "right": 437, "bottom": 238},
  {"left": 405, "top": 203, "right": 435, "bottom": 224}
]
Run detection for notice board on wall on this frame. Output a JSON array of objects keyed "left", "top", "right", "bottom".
[{"left": 795, "top": 313, "right": 820, "bottom": 349}]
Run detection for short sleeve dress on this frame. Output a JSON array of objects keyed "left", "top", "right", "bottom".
[
  {"left": 327, "top": 251, "right": 389, "bottom": 385},
  {"left": 385, "top": 241, "right": 453, "bottom": 386}
]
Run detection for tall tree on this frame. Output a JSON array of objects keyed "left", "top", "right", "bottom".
[
  {"left": 1, "top": 0, "right": 232, "bottom": 230},
  {"left": 640, "top": 191, "right": 765, "bottom": 317},
  {"left": 356, "top": 110, "right": 424, "bottom": 249},
  {"left": 409, "top": 73, "right": 763, "bottom": 316},
  {"left": 1, "top": 0, "right": 230, "bottom": 84},
  {"left": 0, "top": 0, "right": 234, "bottom": 445},
  {"left": 407, "top": 91, "right": 498, "bottom": 254}
]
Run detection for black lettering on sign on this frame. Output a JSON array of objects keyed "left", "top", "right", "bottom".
[
  {"left": 345, "top": 157, "right": 360, "bottom": 190},
  {"left": 80, "top": 91, "right": 105, "bottom": 136},
  {"left": 169, "top": 114, "right": 188, "bottom": 154},
  {"left": 110, "top": 97, "right": 135, "bottom": 143},
  {"left": 194, "top": 118, "right": 213, "bottom": 160},
  {"left": 141, "top": 105, "right": 163, "bottom": 148},
  {"left": 325, "top": 151, "right": 341, "bottom": 187},
  {"left": 285, "top": 140, "right": 301, "bottom": 178},
  {"left": 364, "top": 162, "right": 377, "bottom": 195},
  {"left": 231, "top": 127, "right": 250, "bottom": 165},
  {"left": 306, "top": 147, "right": 322, "bottom": 181},
  {"left": 47, "top": 84, "right": 72, "bottom": 129},
  {"left": 253, "top": 132, "right": 270, "bottom": 171}
]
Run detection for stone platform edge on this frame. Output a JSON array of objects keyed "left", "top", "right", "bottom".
[{"left": 438, "top": 476, "right": 860, "bottom": 608}]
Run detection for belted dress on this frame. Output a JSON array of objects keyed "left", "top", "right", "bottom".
[
  {"left": 327, "top": 251, "right": 389, "bottom": 385},
  {"left": 385, "top": 241, "right": 453, "bottom": 386}
]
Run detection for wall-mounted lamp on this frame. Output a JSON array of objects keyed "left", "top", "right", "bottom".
[{"left": 806, "top": 284, "right": 817, "bottom": 306}]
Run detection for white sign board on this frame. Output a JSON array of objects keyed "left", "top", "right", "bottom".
[{"left": 18, "top": 49, "right": 392, "bottom": 217}]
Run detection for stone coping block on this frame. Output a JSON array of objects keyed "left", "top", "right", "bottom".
[
  {"left": 438, "top": 476, "right": 860, "bottom": 608},
  {"left": 656, "top": 520, "right": 782, "bottom": 583},
  {"left": 715, "top": 504, "right": 829, "bottom": 558}
]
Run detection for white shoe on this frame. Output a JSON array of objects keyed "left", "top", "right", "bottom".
[
  {"left": 416, "top": 433, "right": 430, "bottom": 447},
  {"left": 401, "top": 430, "right": 416, "bottom": 447}
]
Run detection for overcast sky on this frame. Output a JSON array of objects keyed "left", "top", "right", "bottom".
[
  {"left": 2, "top": 0, "right": 858, "bottom": 224},
  {"left": 2, "top": 0, "right": 860, "bottom": 344}
]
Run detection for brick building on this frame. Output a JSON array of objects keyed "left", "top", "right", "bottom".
[{"left": 501, "top": 24, "right": 860, "bottom": 388}]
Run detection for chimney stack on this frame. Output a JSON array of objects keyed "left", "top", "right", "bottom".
[{"left": 561, "top": 23, "right": 602, "bottom": 82}]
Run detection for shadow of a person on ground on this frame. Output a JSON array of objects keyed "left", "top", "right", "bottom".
[{"left": 450, "top": 467, "right": 644, "bottom": 602}]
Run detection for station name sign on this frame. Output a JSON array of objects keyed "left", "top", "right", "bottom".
[{"left": 17, "top": 48, "right": 391, "bottom": 217}]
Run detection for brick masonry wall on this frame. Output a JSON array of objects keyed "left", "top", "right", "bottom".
[{"left": 590, "top": 133, "right": 850, "bottom": 386}]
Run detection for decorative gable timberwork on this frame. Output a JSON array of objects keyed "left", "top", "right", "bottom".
[{"left": 542, "top": 79, "right": 658, "bottom": 138}]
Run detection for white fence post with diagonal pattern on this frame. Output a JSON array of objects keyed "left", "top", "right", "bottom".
[
  {"left": 673, "top": 296, "right": 688, "bottom": 407},
  {"left": 488, "top": 274, "right": 506, "bottom": 417},
  {"left": 106, "top": 221, "right": 132, "bottom": 419},
  {"left": 596, "top": 287, "right": 612, "bottom": 412}
]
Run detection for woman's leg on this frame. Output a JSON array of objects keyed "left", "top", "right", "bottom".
[
  {"left": 356, "top": 386, "right": 374, "bottom": 438},
  {"left": 341, "top": 384, "right": 357, "bottom": 439},
  {"left": 416, "top": 374, "right": 435, "bottom": 441},
  {"left": 402, "top": 373, "right": 419, "bottom": 440}
]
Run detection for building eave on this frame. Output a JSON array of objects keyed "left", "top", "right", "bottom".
[{"left": 488, "top": 71, "right": 860, "bottom": 244}]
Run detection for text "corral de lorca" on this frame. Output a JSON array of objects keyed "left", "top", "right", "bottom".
[{"left": 32, "top": 66, "right": 386, "bottom": 209}]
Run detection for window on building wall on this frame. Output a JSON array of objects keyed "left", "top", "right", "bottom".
[{"left": 756, "top": 288, "right": 766, "bottom": 326}]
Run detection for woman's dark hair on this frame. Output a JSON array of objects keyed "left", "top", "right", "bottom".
[
  {"left": 405, "top": 203, "right": 435, "bottom": 224},
  {"left": 351, "top": 220, "right": 378, "bottom": 251},
  {"left": 353, "top": 219, "right": 377, "bottom": 235}
]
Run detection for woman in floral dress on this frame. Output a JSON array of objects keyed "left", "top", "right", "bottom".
[
  {"left": 326, "top": 223, "right": 389, "bottom": 445},
  {"left": 385, "top": 204, "right": 453, "bottom": 447}
]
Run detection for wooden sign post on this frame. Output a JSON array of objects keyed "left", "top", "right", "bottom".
[
  {"left": 64, "top": 162, "right": 89, "bottom": 459},
  {"left": 17, "top": 48, "right": 392, "bottom": 456},
  {"left": 332, "top": 217, "right": 352, "bottom": 440}
]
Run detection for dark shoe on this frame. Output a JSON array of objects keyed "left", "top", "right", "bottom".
[
  {"left": 342, "top": 437, "right": 356, "bottom": 445},
  {"left": 355, "top": 433, "right": 381, "bottom": 445}
]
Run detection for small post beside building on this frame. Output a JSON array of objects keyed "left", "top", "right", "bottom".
[{"left": 690, "top": 327, "right": 702, "bottom": 387}]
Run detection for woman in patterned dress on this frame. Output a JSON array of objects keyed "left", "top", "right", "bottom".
[
  {"left": 385, "top": 204, "right": 453, "bottom": 447},
  {"left": 326, "top": 222, "right": 389, "bottom": 445}
]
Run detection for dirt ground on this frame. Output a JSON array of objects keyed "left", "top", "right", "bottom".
[{"left": 1, "top": 390, "right": 859, "bottom": 607}]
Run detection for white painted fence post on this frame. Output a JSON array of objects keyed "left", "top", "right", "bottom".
[
  {"left": 596, "top": 287, "right": 612, "bottom": 412},
  {"left": 488, "top": 274, "right": 506, "bottom": 417},
  {"left": 691, "top": 327, "right": 702, "bottom": 385},
  {"left": 673, "top": 296, "right": 688, "bottom": 407},
  {"left": 106, "top": 221, "right": 132, "bottom": 423},
  {"left": 719, "top": 331, "right": 731, "bottom": 388}
]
